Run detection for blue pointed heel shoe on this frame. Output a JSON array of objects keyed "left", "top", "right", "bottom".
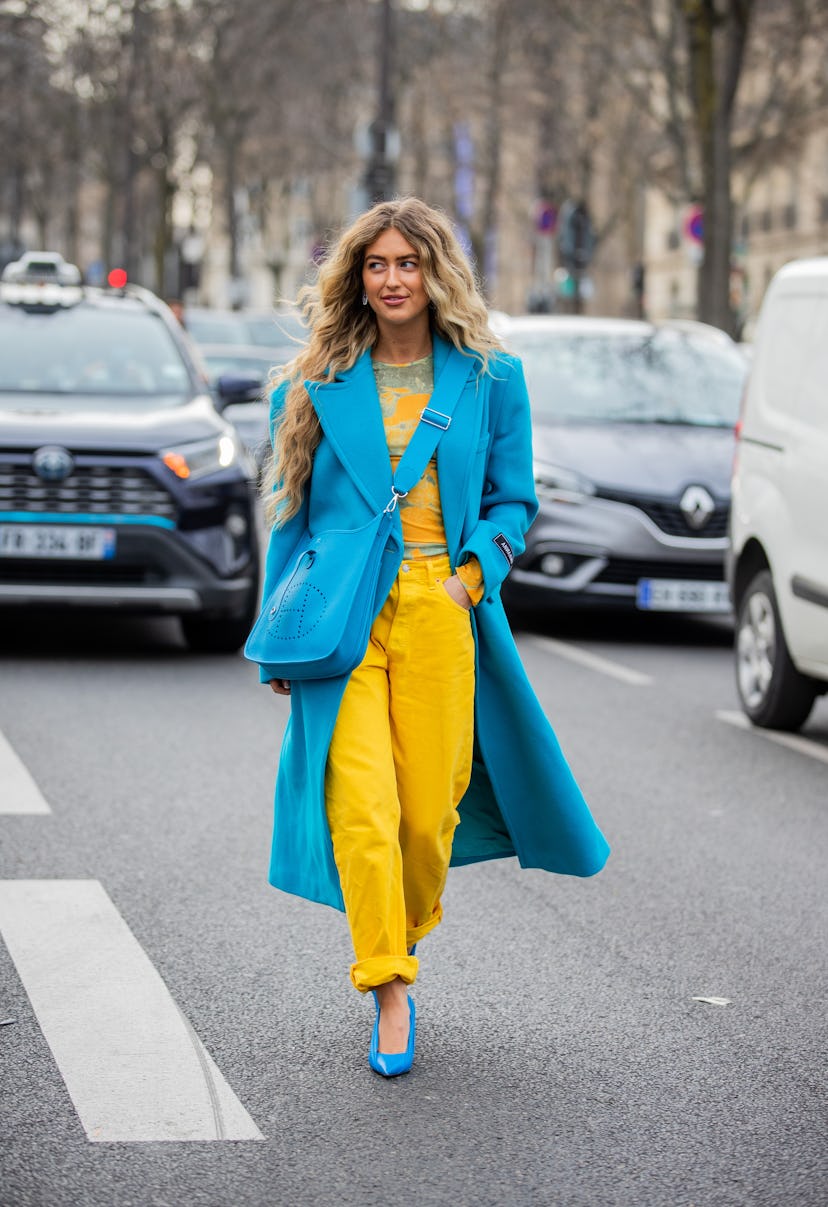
[{"left": 369, "top": 992, "right": 416, "bottom": 1078}]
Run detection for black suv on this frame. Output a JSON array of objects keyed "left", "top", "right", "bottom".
[{"left": 0, "top": 253, "right": 261, "bottom": 652}]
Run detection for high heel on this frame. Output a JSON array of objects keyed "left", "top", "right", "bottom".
[{"left": 369, "top": 992, "right": 416, "bottom": 1077}]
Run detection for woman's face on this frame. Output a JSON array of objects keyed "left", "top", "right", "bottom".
[{"left": 362, "top": 228, "right": 430, "bottom": 335}]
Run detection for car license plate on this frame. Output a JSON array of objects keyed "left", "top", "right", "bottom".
[
  {"left": 0, "top": 524, "right": 116, "bottom": 560},
  {"left": 636, "top": 578, "right": 731, "bottom": 613}
]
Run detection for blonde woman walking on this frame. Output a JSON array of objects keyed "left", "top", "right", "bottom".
[{"left": 256, "top": 197, "right": 609, "bottom": 1077}]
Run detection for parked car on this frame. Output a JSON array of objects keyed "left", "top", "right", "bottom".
[
  {"left": 728, "top": 257, "right": 828, "bottom": 730},
  {"left": 493, "top": 315, "right": 747, "bottom": 615},
  {"left": 197, "top": 342, "right": 293, "bottom": 472},
  {"left": 181, "top": 307, "right": 247, "bottom": 345},
  {"left": 240, "top": 307, "right": 307, "bottom": 350},
  {"left": 1, "top": 250, "right": 81, "bottom": 285},
  {"left": 185, "top": 309, "right": 306, "bottom": 469},
  {"left": 199, "top": 344, "right": 280, "bottom": 388},
  {"left": 0, "top": 254, "right": 260, "bottom": 652},
  {"left": 184, "top": 305, "right": 306, "bottom": 354}
]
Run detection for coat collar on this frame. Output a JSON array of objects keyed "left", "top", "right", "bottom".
[{"left": 305, "top": 334, "right": 458, "bottom": 513}]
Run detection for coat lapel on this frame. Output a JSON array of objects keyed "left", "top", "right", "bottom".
[
  {"left": 307, "top": 336, "right": 483, "bottom": 547},
  {"left": 306, "top": 351, "right": 392, "bottom": 513}
]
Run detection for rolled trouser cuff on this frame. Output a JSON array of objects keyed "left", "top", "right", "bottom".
[
  {"left": 406, "top": 904, "right": 443, "bottom": 948},
  {"left": 350, "top": 955, "right": 419, "bottom": 993}
]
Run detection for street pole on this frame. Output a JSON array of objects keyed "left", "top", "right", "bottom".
[
  {"left": 365, "top": 0, "right": 396, "bottom": 204},
  {"left": 573, "top": 266, "right": 583, "bottom": 316},
  {"left": 558, "top": 199, "right": 595, "bottom": 316}
]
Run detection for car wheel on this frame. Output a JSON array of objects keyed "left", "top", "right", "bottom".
[{"left": 735, "top": 569, "right": 817, "bottom": 731}]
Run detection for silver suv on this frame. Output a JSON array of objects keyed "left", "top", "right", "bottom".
[{"left": 494, "top": 316, "right": 747, "bottom": 617}]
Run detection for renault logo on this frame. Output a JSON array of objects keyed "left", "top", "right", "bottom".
[
  {"left": 32, "top": 446, "right": 74, "bottom": 482},
  {"left": 680, "top": 485, "right": 715, "bottom": 530}
]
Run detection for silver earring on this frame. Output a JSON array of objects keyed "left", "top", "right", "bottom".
[{"left": 362, "top": 291, "right": 368, "bottom": 306}]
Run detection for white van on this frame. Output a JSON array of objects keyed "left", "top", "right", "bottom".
[{"left": 729, "top": 257, "right": 828, "bottom": 730}]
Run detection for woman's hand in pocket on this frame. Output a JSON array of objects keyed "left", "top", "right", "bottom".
[{"left": 442, "top": 574, "right": 473, "bottom": 610}]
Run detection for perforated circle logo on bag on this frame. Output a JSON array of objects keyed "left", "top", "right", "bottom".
[{"left": 268, "top": 580, "right": 328, "bottom": 640}]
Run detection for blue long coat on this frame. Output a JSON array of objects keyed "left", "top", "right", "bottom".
[{"left": 256, "top": 335, "right": 610, "bottom": 909}]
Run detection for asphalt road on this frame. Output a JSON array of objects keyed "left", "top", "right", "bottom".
[{"left": 0, "top": 606, "right": 826, "bottom": 1207}]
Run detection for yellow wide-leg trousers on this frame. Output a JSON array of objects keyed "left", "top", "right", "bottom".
[{"left": 325, "top": 554, "right": 475, "bottom": 992}]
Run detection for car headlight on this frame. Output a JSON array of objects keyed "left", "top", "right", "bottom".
[
  {"left": 533, "top": 461, "right": 596, "bottom": 504},
  {"left": 161, "top": 434, "right": 239, "bottom": 480}
]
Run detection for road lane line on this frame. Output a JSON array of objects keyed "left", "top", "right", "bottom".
[
  {"left": 0, "top": 880, "right": 264, "bottom": 1143},
  {"left": 0, "top": 729, "right": 51, "bottom": 814},
  {"left": 530, "top": 636, "right": 654, "bottom": 686},
  {"left": 716, "top": 710, "right": 828, "bottom": 766}
]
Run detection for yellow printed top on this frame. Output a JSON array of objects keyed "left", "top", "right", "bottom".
[{"left": 373, "top": 354, "right": 484, "bottom": 604}]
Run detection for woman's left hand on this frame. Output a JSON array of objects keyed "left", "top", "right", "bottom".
[{"left": 443, "top": 574, "right": 473, "bottom": 610}]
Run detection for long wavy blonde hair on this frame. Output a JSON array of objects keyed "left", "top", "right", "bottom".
[{"left": 262, "top": 196, "right": 502, "bottom": 526}]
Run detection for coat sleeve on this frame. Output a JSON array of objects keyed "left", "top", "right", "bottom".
[
  {"left": 257, "top": 383, "right": 310, "bottom": 683},
  {"left": 457, "top": 354, "right": 538, "bottom": 601}
]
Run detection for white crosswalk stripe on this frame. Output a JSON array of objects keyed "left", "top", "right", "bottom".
[
  {"left": 0, "top": 879, "right": 264, "bottom": 1142},
  {"left": 716, "top": 709, "right": 828, "bottom": 766},
  {"left": 0, "top": 728, "right": 51, "bottom": 813},
  {"left": 530, "top": 635, "right": 654, "bottom": 686}
]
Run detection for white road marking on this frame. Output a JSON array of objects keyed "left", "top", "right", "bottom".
[
  {"left": 0, "top": 880, "right": 264, "bottom": 1143},
  {"left": 530, "top": 636, "right": 654, "bottom": 687},
  {"left": 716, "top": 710, "right": 828, "bottom": 766},
  {"left": 0, "top": 729, "right": 51, "bottom": 814}
]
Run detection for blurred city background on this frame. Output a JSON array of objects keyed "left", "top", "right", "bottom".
[{"left": 2, "top": 0, "right": 827, "bottom": 340}]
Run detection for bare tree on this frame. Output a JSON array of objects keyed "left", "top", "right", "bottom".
[
  {"left": 391, "top": 0, "right": 522, "bottom": 294},
  {"left": 4, "top": 0, "right": 822, "bottom": 321},
  {"left": 0, "top": 2, "right": 63, "bottom": 259},
  {"left": 607, "top": 0, "right": 827, "bottom": 332},
  {"left": 678, "top": 0, "right": 753, "bottom": 330},
  {"left": 192, "top": 0, "right": 370, "bottom": 298},
  {"left": 53, "top": 0, "right": 205, "bottom": 289}
]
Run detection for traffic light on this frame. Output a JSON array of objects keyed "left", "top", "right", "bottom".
[{"left": 558, "top": 201, "right": 595, "bottom": 271}]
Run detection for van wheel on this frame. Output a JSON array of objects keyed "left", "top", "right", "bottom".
[{"left": 735, "top": 570, "right": 817, "bottom": 730}]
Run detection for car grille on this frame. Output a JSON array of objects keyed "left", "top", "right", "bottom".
[
  {"left": 594, "top": 559, "right": 725, "bottom": 586},
  {"left": 598, "top": 490, "right": 729, "bottom": 538},
  {"left": 0, "top": 462, "right": 176, "bottom": 519},
  {"left": 0, "top": 559, "right": 155, "bottom": 585}
]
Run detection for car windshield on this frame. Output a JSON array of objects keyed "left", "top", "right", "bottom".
[
  {"left": 0, "top": 303, "right": 191, "bottom": 404},
  {"left": 185, "top": 309, "right": 306, "bottom": 351},
  {"left": 505, "top": 329, "right": 746, "bottom": 427},
  {"left": 244, "top": 311, "right": 307, "bottom": 348},
  {"left": 185, "top": 312, "right": 250, "bottom": 344}
]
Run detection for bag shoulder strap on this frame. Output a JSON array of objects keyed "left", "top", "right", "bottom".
[{"left": 391, "top": 347, "right": 474, "bottom": 498}]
